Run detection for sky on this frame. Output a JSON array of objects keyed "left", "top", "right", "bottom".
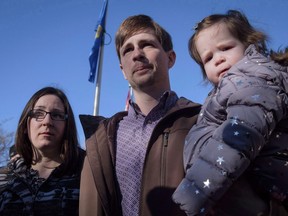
[{"left": 1, "top": 0, "right": 288, "bottom": 152}]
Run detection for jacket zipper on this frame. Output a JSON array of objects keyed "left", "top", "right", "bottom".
[
  {"left": 139, "top": 131, "right": 170, "bottom": 215},
  {"left": 161, "top": 132, "right": 169, "bottom": 186}
]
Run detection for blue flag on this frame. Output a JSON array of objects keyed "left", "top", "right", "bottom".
[{"left": 88, "top": 0, "right": 108, "bottom": 83}]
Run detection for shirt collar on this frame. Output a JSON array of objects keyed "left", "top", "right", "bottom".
[{"left": 128, "top": 91, "right": 178, "bottom": 118}]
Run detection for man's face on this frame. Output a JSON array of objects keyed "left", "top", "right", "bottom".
[{"left": 119, "top": 29, "right": 175, "bottom": 91}]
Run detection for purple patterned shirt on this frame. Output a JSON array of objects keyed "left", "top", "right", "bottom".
[{"left": 115, "top": 91, "right": 178, "bottom": 216}]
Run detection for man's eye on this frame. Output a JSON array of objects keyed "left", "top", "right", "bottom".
[
  {"left": 142, "top": 42, "right": 156, "bottom": 50},
  {"left": 143, "top": 42, "right": 153, "bottom": 47},
  {"left": 122, "top": 48, "right": 132, "bottom": 55}
]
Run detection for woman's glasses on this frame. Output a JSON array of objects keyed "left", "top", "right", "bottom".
[{"left": 29, "top": 109, "right": 67, "bottom": 121}]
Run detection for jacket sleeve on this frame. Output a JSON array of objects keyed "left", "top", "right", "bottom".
[
  {"left": 172, "top": 126, "right": 252, "bottom": 216},
  {"left": 79, "top": 156, "right": 105, "bottom": 216},
  {"left": 173, "top": 65, "right": 288, "bottom": 215},
  {"left": 0, "top": 166, "right": 10, "bottom": 194}
]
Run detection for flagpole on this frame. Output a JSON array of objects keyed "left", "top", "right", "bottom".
[
  {"left": 92, "top": 0, "right": 108, "bottom": 116},
  {"left": 93, "top": 43, "right": 104, "bottom": 116}
]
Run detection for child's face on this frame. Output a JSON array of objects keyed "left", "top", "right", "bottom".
[{"left": 195, "top": 22, "right": 245, "bottom": 85}]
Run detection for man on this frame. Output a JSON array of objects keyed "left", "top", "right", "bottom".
[{"left": 79, "top": 14, "right": 201, "bottom": 216}]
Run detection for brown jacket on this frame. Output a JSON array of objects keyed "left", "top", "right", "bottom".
[{"left": 79, "top": 97, "right": 201, "bottom": 216}]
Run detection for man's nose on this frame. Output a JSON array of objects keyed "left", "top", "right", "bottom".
[{"left": 132, "top": 47, "right": 144, "bottom": 60}]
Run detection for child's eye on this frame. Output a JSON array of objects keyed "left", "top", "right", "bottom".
[
  {"left": 203, "top": 55, "right": 212, "bottom": 64},
  {"left": 222, "top": 46, "right": 233, "bottom": 51}
]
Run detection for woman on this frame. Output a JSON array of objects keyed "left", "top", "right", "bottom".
[{"left": 0, "top": 86, "right": 85, "bottom": 216}]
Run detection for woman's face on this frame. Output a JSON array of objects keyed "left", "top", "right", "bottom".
[{"left": 28, "top": 94, "right": 66, "bottom": 155}]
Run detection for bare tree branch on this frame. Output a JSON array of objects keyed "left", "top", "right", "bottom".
[{"left": 0, "top": 120, "right": 14, "bottom": 167}]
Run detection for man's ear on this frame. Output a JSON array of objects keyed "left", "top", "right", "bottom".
[
  {"left": 167, "top": 50, "right": 176, "bottom": 69},
  {"left": 120, "top": 64, "right": 128, "bottom": 80}
]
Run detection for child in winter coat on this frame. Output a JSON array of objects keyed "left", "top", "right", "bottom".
[{"left": 173, "top": 9, "right": 288, "bottom": 216}]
